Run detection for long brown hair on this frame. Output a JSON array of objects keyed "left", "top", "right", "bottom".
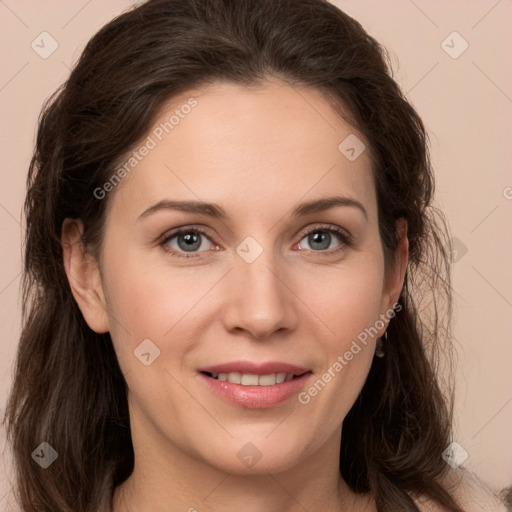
[{"left": 5, "top": 0, "right": 463, "bottom": 510}]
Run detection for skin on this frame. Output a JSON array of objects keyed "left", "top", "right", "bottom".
[{"left": 62, "top": 79, "right": 409, "bottom": 512}]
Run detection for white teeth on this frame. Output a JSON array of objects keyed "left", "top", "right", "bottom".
[
  {"left": 241, "top": 374, "right": 259, "bottom": 385},
  {"left": 213, "top": 372, "right": 296, "bottom": 385},
  {"left": 258, "top": 374, "right": 277, "bottom": 386},
  {"left": 227, "top": 372, "right": 241, "bottom": 384}
]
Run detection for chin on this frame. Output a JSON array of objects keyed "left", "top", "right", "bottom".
[
  {"left": 210, "top": 451, "right": 304, "bottom": 476},
  {"left": 182, "top": 430, "right": 305, "bottom": 475}
]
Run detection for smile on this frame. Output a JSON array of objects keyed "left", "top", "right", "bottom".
[{"left": 197, "top": 362, "right": 313, "bottom": 409}]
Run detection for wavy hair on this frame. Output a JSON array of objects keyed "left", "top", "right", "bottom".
[{"left": 5, "top": 0, "right": 462, "bottom": 510}]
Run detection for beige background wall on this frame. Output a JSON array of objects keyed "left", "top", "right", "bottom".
[{"left": 1, "top": 0, "right": 511, "bottom": 508}]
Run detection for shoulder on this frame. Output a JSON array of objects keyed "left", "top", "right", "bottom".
[{"left": 413, "top": 468, "right": 508, "bottom": 512}]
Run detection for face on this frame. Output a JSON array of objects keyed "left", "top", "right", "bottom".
[{"left": 70, "top": 79, "right": 406, "bottom": 475}]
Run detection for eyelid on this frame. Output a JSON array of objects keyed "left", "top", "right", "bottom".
[{"left": 296, "top": 223, "right": 352, "bottom": 243}]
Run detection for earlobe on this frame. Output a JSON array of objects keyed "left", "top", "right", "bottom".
[{"left": 61, "top": 218, "right": 110, "bottom": 333}]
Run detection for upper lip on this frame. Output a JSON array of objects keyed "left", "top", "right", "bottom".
[{"left": 198, "top": 361, "right": 310, "bottom": 376}]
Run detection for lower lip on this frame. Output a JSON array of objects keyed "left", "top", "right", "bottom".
[{"left": 199, "top": 372, "right": 312, "bottom": 409}]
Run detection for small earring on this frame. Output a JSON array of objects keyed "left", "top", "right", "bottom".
[{"left": 375, "top": 331, "right": 387, "bottom": 358}]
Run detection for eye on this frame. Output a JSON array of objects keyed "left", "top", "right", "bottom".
[
  {"left": 161, "top": 227, "right": 217, "bottom": 260},
  {"left": 295, "top": 224, "right": 351, "bottom": 255}
]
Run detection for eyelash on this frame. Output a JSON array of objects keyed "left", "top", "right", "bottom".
[{"left": 159, "top": 224, "right": 352, "bottom": 260}]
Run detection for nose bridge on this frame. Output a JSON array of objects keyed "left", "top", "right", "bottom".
[{"left": 222, "top": 234, "right": 296, "bottom": 338}]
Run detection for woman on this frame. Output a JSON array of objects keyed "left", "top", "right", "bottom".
[{"left": 3, "top": 0, "right": 506, "bottom": 510}]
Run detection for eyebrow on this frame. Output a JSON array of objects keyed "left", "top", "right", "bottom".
[{"left": 137, "top": 195, "right": 368, "bottom": 222}]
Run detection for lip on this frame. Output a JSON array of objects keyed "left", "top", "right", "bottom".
[{"left": 197, "top": 360, "right": 312, "bottom": 409}]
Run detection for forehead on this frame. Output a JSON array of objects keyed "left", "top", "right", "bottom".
[{"left": 107, "top": 79, "right": 376, "bottom": 224}]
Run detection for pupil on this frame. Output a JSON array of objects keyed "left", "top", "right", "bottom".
[
  {"left": 310, "top": 231, "right": 330, "bottom": 250},
  {"left": 179, "top": 232, "right": 201, "bottom": 251}
]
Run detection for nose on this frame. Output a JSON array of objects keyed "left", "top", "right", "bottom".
[{"left": 221, "top": 249, "right": 298, "bottom": 340}]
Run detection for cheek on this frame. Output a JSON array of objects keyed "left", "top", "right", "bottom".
[
  {"left": 333, "top": 277, "right": 385, "bottom": 341},
  {"left": 302, "top": 256, "right": 386, "bottom": 341},
  {"left": 100, "top": 243, "right": 202, "bottom": 368},
  {"left": 293, "top": 258, "right": 385, "bottom": 427},
  {"left": 100, "top": 254, "right": 206, "bottom": 429}
]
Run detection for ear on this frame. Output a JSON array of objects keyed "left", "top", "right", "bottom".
[
  {"left": 382, "top": 217, "right": 409, "bottom": 310},
  {"left": 61, "top": 218, "right": 110, "bottom": 333}
]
